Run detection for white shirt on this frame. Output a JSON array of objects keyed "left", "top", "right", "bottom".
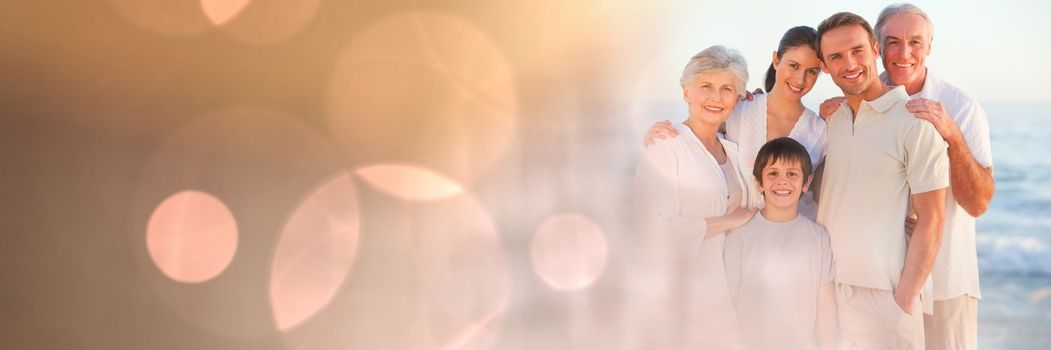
[
  {"left": 725, "top": 94, "right": 827, "bottom": 220},
  {"left": 635, "top": 124, "right": 759, "bottom": 238},
  {"left": 817, "top": 86, "right": 949, "bottom": 314},
  {"left": 883, "top": 70, "right": 994, "bottom": 300},
  {"left": 634, "top": 124, "right": 758, "bottom": 347},
  {"left": 724, "top": 213, "right": 835, "bottom": 350}
]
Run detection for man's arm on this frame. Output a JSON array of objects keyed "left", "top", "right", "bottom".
[
  {"left": 946, "top": 140, "right": 995, "bottom": 217},
  {"left": 906, "top": 98, "right": 995, "bottom": 217},
  {"left": 894, "top": 188, "right": 946, "bottom": 314}
]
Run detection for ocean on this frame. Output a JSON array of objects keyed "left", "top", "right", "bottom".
[{"left": 975, "top": 104, "right": 1051, "bottom": 349}]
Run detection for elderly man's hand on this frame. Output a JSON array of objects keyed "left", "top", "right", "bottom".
[
  {"left": 819, "top": 96, "right": 846, "bottom": 121},
  {"left": 906, "top": 98, "right": 963, "bottom": 144},
  {"left": 643, "top": 120, "right": 679, "bottom": 147}
]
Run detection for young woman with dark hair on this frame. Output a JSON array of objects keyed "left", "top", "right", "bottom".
[{"left": 644, "top": 26, "right": 828, "bottom": 220}]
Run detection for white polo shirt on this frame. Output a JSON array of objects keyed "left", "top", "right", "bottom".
[
  {"left": 817, "top": 86, "right": 950, "bottom": 298},
  {"left": 883, "top": 70, "right": 994, "bottom": 301}
]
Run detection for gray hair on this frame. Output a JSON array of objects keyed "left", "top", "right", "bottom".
[
  {"left": 875, "top": 3, "right": 934, "bottom": 46},
  {"left": 680, "top": 45, "right": 748, "bottom": 97}
]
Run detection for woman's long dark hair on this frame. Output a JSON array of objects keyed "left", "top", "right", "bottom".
[{"left": 764, "top": 26, "right": 819, "bottom": 93}]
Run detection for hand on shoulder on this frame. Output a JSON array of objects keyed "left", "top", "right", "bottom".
[
  {"left": 818, "top": 97, "right": 846, "bottom": 121},
  {"left": 643, "top": 120, "right": 680, "bottom": 147},
  {"left": 905, "top": 98, "right": 964, "bottom": 144}
]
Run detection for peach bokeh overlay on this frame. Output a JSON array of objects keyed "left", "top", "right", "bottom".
[
  {"left": 270, "top": 173, "right": 362, "bottom": 331},
  {"left": 327, "top": 12, "right": 517, "bottom": 188},
  {"left": 530, "top": 213, "right": 609, "bottom": 291},
  {"left": 355, "top": 164, "right": 464, "bottom": 202},
  {"left": 146, "top": 190, "right": 238, "bottom": 283}
]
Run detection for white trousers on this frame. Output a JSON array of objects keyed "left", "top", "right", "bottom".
[
  {"left": 923, "top": 295, "right": 978, "bottom": 350},
  {"left": 835, "top": 283, "right": 925, "bottom": 350}
]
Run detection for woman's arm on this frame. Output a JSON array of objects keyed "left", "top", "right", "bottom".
[
  {"left": 704, "top": 207, "right": 757, "bottom": 237},
  {"left": 635, "top": 141, "right": 755, "bottom": 241}
]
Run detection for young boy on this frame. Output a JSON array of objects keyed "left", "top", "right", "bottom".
[{"left": 723, "top": 137, "right": 838, "bottom": 349}]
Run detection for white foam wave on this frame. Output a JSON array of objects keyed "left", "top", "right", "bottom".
[{"left": 976, "top": 234, "right": 1051, "bottom": 276}]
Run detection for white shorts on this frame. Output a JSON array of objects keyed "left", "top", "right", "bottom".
[
  {"left": 835, "top": 283, "right": 925, "bottom": 349},
  {"left": 923, "top": 295, "right": 977, "bottom": 350}
]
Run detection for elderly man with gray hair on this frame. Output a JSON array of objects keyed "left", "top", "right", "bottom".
[
  {"left": 879, "top": 4, "right": 993, "bottom": 350},
  {"left": 819, "top": 4, "right": 994, "bottom": 349}
]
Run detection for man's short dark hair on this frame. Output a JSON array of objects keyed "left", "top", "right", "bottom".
[
  {"left": 816, "top": 12, "right": 878, "bottom": 62},
  {"left": 752, "top": 137, "right": 814, "bottom": 185}
]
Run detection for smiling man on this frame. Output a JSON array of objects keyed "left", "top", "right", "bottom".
[
  {"left": 875, "top": 4, "right": 995, "bottom": 350},
  {"left": 815, "top": 12, "right": 949, "bottom": 349}
]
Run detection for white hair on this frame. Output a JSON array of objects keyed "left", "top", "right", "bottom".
[
  {"left": 875, "top": 3, "right": 934, "bottom": 46},
  {"left": 680, "top": 45, "right": 748, "bottom": 97}
]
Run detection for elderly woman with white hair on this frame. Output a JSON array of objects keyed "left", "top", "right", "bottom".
[{"left": 630, "top": 45, "right": 757, "bottom": 349}]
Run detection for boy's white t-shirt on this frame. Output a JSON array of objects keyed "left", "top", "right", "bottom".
[{"left": 723, "top": 212, "right": 835, "bottom": 349}]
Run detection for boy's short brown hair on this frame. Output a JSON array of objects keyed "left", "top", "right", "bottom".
[{"left": 752, "top": 137, "right": 814, "bottom": 185}]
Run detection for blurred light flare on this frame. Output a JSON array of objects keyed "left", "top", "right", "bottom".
[
  {"left": 138, "top": 106, "right": 343, "bottom": 176},
  {"left": 110, "top": 0, "right": 317, "bottom": 44},
  {"left": 216, "top": 0, "right": 322, "bottom": 45},
  {"left": 270, "top": 173, "right": 362, "bottom": 332},
  {"left": 327, "top": 12, "right": 517, "bottom": 187},
  {"left": 417, "top": 193, "right": 509, "bottom": 349},
  {"left": 110, "top": 2, "right": 634, "bottom": 347},
  {"left": 355, "top": 164, "right": 464, "bottom": 201},
  {"left": 133, "top": 106, "right": 345, "bottom": 339},
  {"left": 200, "top": 0, "right": 252, "bottom": 26},
  {"left": 146, "top": 190, "right": 238, "bottom": 283},
  {"left": 530, "top": 214, "right": 610, "bottom": 291},
  {"left": 108, "top": 0, "right": 214, "bottom": 36},
  {"left": 267, "top": 176, "right": 509, "bottom": 349}
]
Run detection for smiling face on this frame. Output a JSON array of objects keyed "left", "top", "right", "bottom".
[
  {"left": 756, "top": 157, "right": 813, "bottom": 210},
  {"left": 819, "top": 24, "right": 881, "bottom": 97},
  {"left": 683, "top": 69, "right": 740, "bottom": 126},
  {"left": 879, "top": 12, "right": 932, "bottom": 91},
  {"left": 772, "top": 46, "right": 821, "bottom": 101}
]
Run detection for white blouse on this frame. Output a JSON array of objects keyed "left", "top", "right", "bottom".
[
  {"left": 635, "top": 124, "right": 759, "bottom": 239},
  {"left": 724, "top": 93, "right": 827, "bottom": 220},
  {"left": 720, "top": 161, "right": 743, "bottom": 212},
  {"left": 633, "top": 124, "right": 757, "bottom": 348}
]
